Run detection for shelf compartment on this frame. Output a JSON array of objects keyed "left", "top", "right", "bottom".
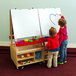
[
  {"left": 44, "top": 55, "right": 48, "bottom": 60},
  {"left": 17, "top": 56, "right": 34, "bottom": 61},
  {"left": 35, "top": 59, "right": 43, "bottom": 63},
  {"left": 35, "top": 51, "right": 42, "bottom": 60},
  {"left": 17, "top": 52, "right": 34, "bottom": 61},
  {"left": 17, "top": 47, "right": 44, "bottom": 55},
  {"left": 18, "top": 59, "right": 44, "bottom": 67},
  {"left": 18, "top": 61, "right": 35, "bottom": 67},
  {"left": 18, "top": 58, "right": 34, "bottom": 66}
]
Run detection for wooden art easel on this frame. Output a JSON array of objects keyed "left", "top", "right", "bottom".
[{"left": 10, "top": 10, "right": 48, "bottom": 69}]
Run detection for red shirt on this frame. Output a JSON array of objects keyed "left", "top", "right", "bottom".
[
  {"left": 58, "top": 16, "right": 68, "bottom": 45},
  {"left": 46, "top": 34, "right": 59, "bottom": 50}
]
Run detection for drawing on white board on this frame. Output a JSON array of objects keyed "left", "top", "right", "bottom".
[
  {"left": 49, "top": 14, "right": 59, "bottom": 25},
  {"left": 38, "top": 8, "right": 61, "bottom": 36}
]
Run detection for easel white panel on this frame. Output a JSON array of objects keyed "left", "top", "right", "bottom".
[
  {"left": 11, "top": 9, "right": 41, "bottom": 39},
  {"left": 38, "top": 8, "right": 61, "bottom": 36}
]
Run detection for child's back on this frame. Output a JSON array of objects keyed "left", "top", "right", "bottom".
[
  {"left": 46, "top": 27, "right": 59, "bottom": 68},
  {"left": 46, "top": 34, "right": 59, "bottom": 50}
]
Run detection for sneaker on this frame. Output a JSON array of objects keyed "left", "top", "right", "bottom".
[
  {"left": 64, "top": 61, "right": 67, "bottom": 63},
  {"left": 58, "top": 62, "right": 64, "bottom": 64},
  {"left": 47, "top": 66, "right": 51, "bottom": 69}
]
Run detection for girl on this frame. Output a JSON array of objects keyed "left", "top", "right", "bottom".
[{"left": 58, "top": 14, "right": 68, "bottom": 64}]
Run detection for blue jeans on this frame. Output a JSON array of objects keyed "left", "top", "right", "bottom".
[{"left": 59, "top": 40, "right": 68, "bottom": 62}]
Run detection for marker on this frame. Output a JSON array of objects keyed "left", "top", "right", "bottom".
[
  {"left": 34, "top": 37, "right": 39, "bottom": 40},
  {"left": 24, "top": 39, "right": 29, "bottom": 42},
  {"left": 28, "top": 39, "right": 33, "bottom": 42},
  {"left": 18, "top": 41, "right": 23, "bottom": 44}
]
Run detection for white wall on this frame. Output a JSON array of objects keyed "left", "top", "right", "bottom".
[{"left": 0, "top": 0, "right": 76, "bottom": 45}]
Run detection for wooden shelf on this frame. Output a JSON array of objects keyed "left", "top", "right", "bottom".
[
  {"left": 18, "top": 59, "right": 44, "bottom": 67},
  {"left": 10, "top": 44, "right": 45, "bottom": 69},
  {"left": 35, "top": 59, "right": 43, "bottom": 63},
  {"left": 17, "top": 47, "right": 44, "bottom": 55},
  {"left": 18, "top": 61, "right": 35, "bottom": 67},
  {"left": 15, "top": 38, "right": 45, "bottom": 47},
  {"left": 44, "top": 53, "right": 48, "bottom": 55},
  {"left": 45, "top": 59, "right": 48, "bottom": 60},
  {"left": 17, "top": 56, "right": 34, "bottom": 61}
]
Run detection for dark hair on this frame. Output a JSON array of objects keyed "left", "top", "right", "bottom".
[
  {"left": 49, "top": 27, "right": 57, "bottom": 37},
  {"left": 58, "top": 18, "right": 66, "bottom": 27}
]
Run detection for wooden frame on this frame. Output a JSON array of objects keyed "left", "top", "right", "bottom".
[{"left": 10, "top": 11, "right": 13, "bottom": 45}]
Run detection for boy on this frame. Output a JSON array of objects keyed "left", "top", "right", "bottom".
[{"left": 46, "top": 27, "right": 59, "bottom": 68}]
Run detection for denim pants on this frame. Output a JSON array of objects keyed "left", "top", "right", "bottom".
[{"left": 59, "top": 40, "right": 68, "bottom": 62}]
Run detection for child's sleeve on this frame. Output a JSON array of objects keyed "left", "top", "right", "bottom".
[
  {"left": 58, "top": 30, "right": 63, "bottom": 46},
  {"left": 59, "top": 32, "right": 63, "bottom": 46},
  {"left": 61, "top": 16, "right": 65, "bottom": 19},
  {"left": 57, "top": 32, "right": 59, "bottom": 39},
  {"left": 46, "top": 38, "right": 51, "bottom": 48}
]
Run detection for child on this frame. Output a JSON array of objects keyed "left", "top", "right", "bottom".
[
  {"left": 46, "top": 27, "right": 59, "bottom": 68},
  {"left": 58, "top": 14, "right": 68, "bottom": 64}
]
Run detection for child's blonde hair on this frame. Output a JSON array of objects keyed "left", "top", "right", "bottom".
[
  {"left": 58, "top": 18, "right": 66, "bottom": 27},
  {"left": 49, "top": 27, "right": 57, "bottom": 38}
]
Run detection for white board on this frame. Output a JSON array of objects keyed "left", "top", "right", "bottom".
[
  {"left": 11, "top": 9, "right": 41, "bottom": 39},
  {"left": 38, "top": 8, "right": 61, "bottom": 36},
  {"left": 11, "top": 8, "right": 61, "bottom": 39}
]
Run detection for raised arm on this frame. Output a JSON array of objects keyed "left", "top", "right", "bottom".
[{"left": 59, "top": 14, "right": 65, "bottom": 19}]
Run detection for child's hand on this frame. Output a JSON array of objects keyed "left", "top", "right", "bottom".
[
  {"left": 59, "top": 14, "right": 63, "bottom": 16},
  {"left": 44, "top": 46, "right": 48, "bottom": 49},
  {"left": 42, "top": 35, "right": 44, "bottom": 37}
]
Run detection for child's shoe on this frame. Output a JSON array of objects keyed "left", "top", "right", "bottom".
[
  {"left": 64, "top": 61, "right": 67, "bottom": 63},
  {"left": 47, "top": 66, "right": 51, "bottom": 69},
  {"left": 58, "top": 62, "right": 64, "bottom": 64},
  {"left": 47, "top": 64, "right": 51, "bottom": 68}
]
